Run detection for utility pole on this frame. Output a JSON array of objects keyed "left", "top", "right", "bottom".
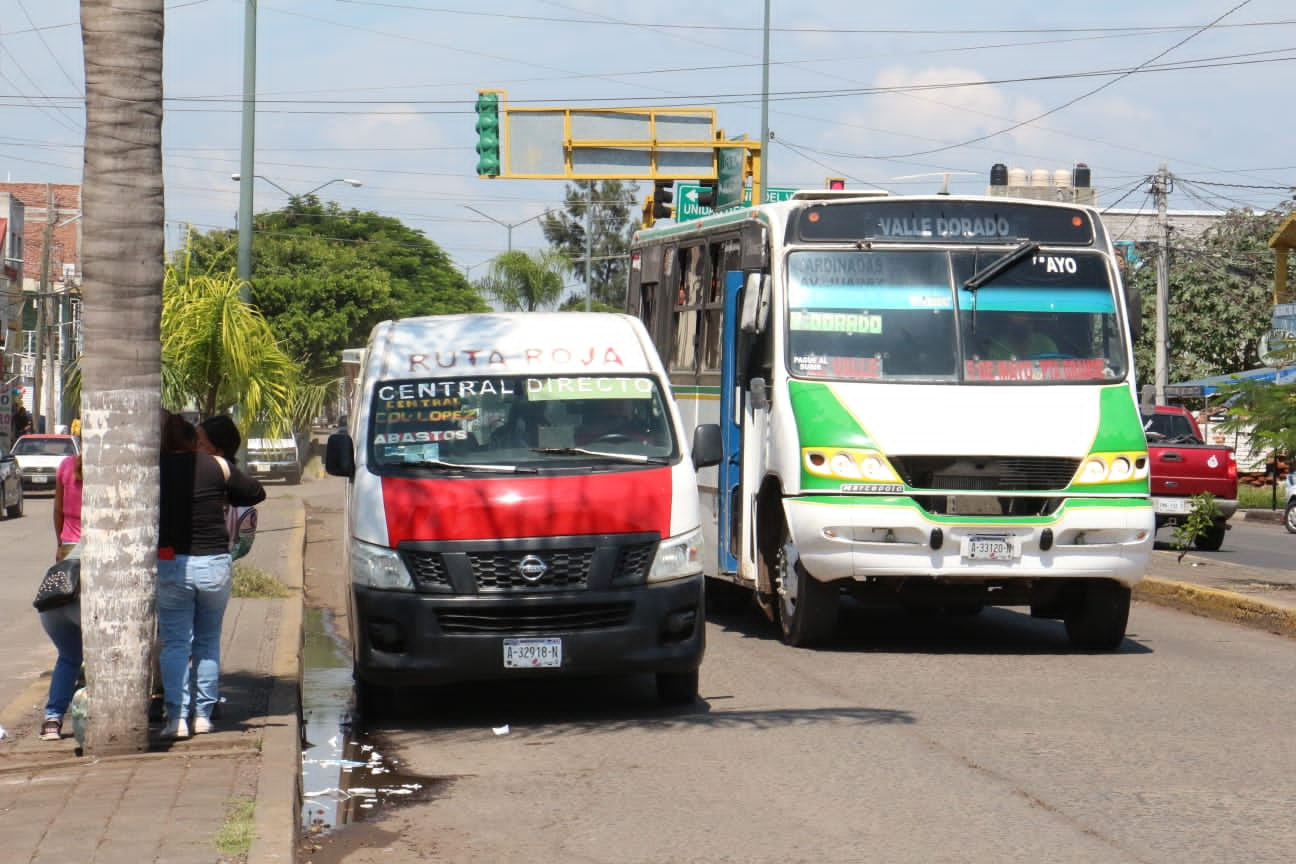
[
  {"left": 583, "top": 182, "right": 594, "bottom": 311},
  {"left": 32, "top": 184, "right": 54, "bottom": 432},
  {"left": 236, "top": 0, "right": 257, "bottom": 297},
  {"left": 1153, "top": 164, "right": 1171, "bottom": 406}
]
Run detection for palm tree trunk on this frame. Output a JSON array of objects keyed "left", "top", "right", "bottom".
[{"left": 78, "top": 0, "right": 165, "bottom": 756}]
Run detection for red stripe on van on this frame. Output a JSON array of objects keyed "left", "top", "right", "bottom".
[{"left": 380, "top": 469, "right": 673, "bottom": 544}]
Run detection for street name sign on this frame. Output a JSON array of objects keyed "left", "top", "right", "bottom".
[{"left": 674, "top": 184, "right": 798, "bottom": 222}]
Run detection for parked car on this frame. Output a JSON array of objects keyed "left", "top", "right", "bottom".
[
  {"left": 245, "top": 423, "right": 302, "bottom": 484},
  {"left": 10, "top": 434, "right": 80, "bottom": 494},
  {"left": 0, "top": 443, "right": 23, "bottom": 519}
]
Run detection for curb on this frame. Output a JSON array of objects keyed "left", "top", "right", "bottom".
[
  {"left": 247, "top": 497, "right": 306, "bottom": 864},
  {"left": 1135, "top": 576, "right": 1296, "bottom": 637}
]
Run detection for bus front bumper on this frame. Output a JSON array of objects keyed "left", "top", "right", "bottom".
[{"left": 783, "top": 497, "right": 1154, "bottom": 588}]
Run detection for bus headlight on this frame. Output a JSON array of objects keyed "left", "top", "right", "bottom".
[
  {"left": 648, "top": 528, "right": 703, "bottom": 583},
  {"left": 351, "top": 540, "right": 414, "bottom": 590},
  {"left": 803, "top": 448, "right": 902, "bottom": 484},
  {"left": 1074, "top": 451, "right": 1149, "bottom": 485}
]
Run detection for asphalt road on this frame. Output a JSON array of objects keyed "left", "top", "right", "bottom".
[
  {"left": 0, "top": 488, "right": 62, "bottom": 736},
  {"left": 295, "top": 473, "right": 1296, "bottom": 864}
]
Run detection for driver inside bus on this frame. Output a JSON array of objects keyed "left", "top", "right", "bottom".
[{"left": 984, "top": 312, "right": 1059, "bottom": 360}]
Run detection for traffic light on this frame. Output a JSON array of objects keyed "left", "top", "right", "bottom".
[
  {"left": 652, "top": 180, "right": 674, "bottom": 220},
  {"left": 696, "top": 179, "right": 717, "bottom": 208},
  {"left": 641, "top": 196, "right": 656, "bottom": 228},
  {"left": 474, "top": 91, "right": 501, "bottom": 177},
  {"left": 826, "top": 177, "right": 846, "bottom": 190}
]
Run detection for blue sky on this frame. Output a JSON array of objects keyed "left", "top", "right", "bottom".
[{"left": 2, "top": 0, "right": 1292, "bottom": 287}]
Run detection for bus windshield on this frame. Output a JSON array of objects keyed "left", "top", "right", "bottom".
[
  {"left": 366, "top": 374, "right": 679, "bottom": 469},
  {"left": 785, "top": 248, "right": 1126, "bottom": 384}
]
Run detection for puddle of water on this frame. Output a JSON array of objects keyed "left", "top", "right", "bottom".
[{"left": 299, "top": 607, "right": 442, "bottom": 836}]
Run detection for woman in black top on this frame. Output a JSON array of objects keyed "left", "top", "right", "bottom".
[{"left": 156, "top": 415, "right": 265, "bottom": 738}]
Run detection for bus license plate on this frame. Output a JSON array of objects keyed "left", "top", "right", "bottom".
[
  {"left": 962, "top": 534, "right": 1016, "bottom": 561},
  {"left": 504, "top": 638, "right": 562, "bottom": 669}
]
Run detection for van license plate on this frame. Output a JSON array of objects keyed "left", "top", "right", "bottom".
[
  {"left": 504, "top": 638, "right": 562, "bottom": 669},
  {"left": 961, "top": 534, "right": 1016, "bottom": 561}
]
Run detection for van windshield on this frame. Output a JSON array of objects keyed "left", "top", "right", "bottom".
[{"left": 366, "top": 374, "right": 679, "bottom": 469}]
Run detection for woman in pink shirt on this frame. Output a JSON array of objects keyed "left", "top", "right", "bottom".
[{"left": 54, "top": 453, "right": 82, "bottom": 561}]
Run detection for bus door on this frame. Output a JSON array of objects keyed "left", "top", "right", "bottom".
[{"left": 715, "top": 267, "right": 744, "bottom": 576}]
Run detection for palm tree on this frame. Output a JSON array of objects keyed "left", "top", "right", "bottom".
[
  {"left": 161, "top": 262, "right": 317, "bottom": 433},
  {"left": 476, "top": 249, "right": 571, "bottom": 311},
  {"left": 78, "top": 0, "right": 166, "bottom": 755}
]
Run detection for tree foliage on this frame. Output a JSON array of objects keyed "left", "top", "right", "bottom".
[
  {"left": 179, "top": 197, "right": 488, "bottom": 378},
  {"left": 476, "top": 249, "right": 571, "bottom": 311},
  {"left": 540, "top": 180, "right": 637, "bottom": 308},
  {"left": 160, "top": 261, "right": 306, "bottom": 431},
  {"left": 1129, "top": 206, "right": 1287, "bottom": 385}
]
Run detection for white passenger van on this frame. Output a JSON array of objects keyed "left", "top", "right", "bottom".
[{"left": 325, "top": 312, "right": 720, "bottom": 715}]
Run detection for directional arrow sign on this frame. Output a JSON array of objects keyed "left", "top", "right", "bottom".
[{"left": 674, "top": 185, "right": 799, "bottom": 222}]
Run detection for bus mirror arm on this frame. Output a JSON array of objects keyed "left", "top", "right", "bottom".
[
  {"left": 739, "top": 273, "right": 769, "bottom": 335},
  {"left": 749, "top": 377, "right": 770, "bottom": 411}
]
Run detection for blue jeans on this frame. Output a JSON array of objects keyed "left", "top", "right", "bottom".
[
  {"left": 157, "top": 554, "right": 232, "bottom": 721},
  {"left": 39, "top": 600, "right": 83, "bottom": 720}
]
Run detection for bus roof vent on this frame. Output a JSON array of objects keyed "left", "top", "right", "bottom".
[{"left": 789, "top": 189, "right": 889, "bottom": 201}]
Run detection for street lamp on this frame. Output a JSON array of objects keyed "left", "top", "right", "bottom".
[
  {"left": 232, "top": 174, "right": 362, "bottom": 293},
  {"left": 231, "top": 174, "right": 362, "bottom": 200},
  {"left": 463, "top": 205, "right": 550, "bottom": 254}
]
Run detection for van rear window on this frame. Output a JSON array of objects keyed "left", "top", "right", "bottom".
[{"left": 367, "top": 375, "right": 678, "bottom": 467}]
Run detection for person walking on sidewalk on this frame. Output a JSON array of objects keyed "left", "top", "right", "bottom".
[
  {"left": 157, "top": 412, "right": 266, "bottom": 739},
  {"left": 38, "top": 453, "right": 84, "bottom": 741}
]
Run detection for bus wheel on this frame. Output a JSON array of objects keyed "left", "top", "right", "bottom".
[
  {"left": 656, "top": 669, "right": 699, "bottom": 705},
  {"left": 773, "top": 524, "right": 838, "bottom": 647},
  {"left": 1063, "top": 580, "right": 1130, "bottom": 651}
]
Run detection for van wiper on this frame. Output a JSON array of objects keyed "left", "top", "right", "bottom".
[
  {"left": 530, "top": 447, "right": 667, "bottom": 465},
  {"left": 400, "top": 458, "right": 537, "bottom": 474}
]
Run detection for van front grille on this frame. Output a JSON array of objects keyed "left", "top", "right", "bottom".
[{"left": 436, "top": 602, "right": 633, "bottom": 634}]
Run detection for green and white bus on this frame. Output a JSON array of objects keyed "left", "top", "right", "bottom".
[{"left": 628, "top": 192, "right": 1154, "bottom": 649}]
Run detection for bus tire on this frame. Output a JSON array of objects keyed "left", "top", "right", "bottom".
[
  {"left": 1063, "top": 581, "right": 1130, "bottom": 651},
  {"left": 773, "top": 523, "right": 838, "bottom": 647},
  {"left": 656, "top": 669, "right": 699, "bottom": 705}
]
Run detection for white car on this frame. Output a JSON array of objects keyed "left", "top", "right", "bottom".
[
  {"left": 10, "top": 434, "right": 80, "bottom": 493},
  {"left": 0, "top": 443, "right": 23, "bottom": 519}
]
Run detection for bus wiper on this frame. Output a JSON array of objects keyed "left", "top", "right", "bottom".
[
  {"left": 963, "top": 241, "right": 1039, "bottom": 290},
  {"left": 400, "top": 458, "right": 537, "bottom": 474},
  {"left": 530, "top": 447, "right": 667, "bottom": 465},
  {"left": 963, "top": 241, "right": 1039, "bottom": 332}
]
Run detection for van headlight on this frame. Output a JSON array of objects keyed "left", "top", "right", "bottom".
[
  {"left": 351, "top": 540, "right": 414, "bottom": 590},
  {"left": 648, "top": 528, "right": 704, "bottom": 583}
]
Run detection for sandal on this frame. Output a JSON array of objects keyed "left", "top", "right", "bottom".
[{"left": 40, "top": 718, "right": 62, "bottom": 741}]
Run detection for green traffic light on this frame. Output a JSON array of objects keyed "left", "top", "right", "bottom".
[{"left": 475, "top": 91, "right": 502, "bottom": 177}]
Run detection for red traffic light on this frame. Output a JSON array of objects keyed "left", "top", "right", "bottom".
[{"left": 826, "top": 177, "right": 846, "bottom": 190}]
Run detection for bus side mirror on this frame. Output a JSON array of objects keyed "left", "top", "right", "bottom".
[
  {"left": 692, "top": 423, "right": 722, "bottom": 469},
  {"left": 749, "top": 377, "right": 770, "bottom": 411},
  {"left": 739, "top": 273, "right": 769, "bottom": 335},
  {"left": 325, "top": 431, "right": 355, "bottom": 478}
]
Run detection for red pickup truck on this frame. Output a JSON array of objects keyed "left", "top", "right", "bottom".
[{"left": 1143, "top": 405, "right": 1238, "bottom": 550}]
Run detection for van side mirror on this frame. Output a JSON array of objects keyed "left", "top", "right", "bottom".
[
  {"left": 691, "top": 423, "right": 722, "bottom": 469},
  {"left": 324, "top": 431, "right": 355, "bottom": 478},
  {"left": 739, "top": 273, "right": 769, "bottom": 335}
]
